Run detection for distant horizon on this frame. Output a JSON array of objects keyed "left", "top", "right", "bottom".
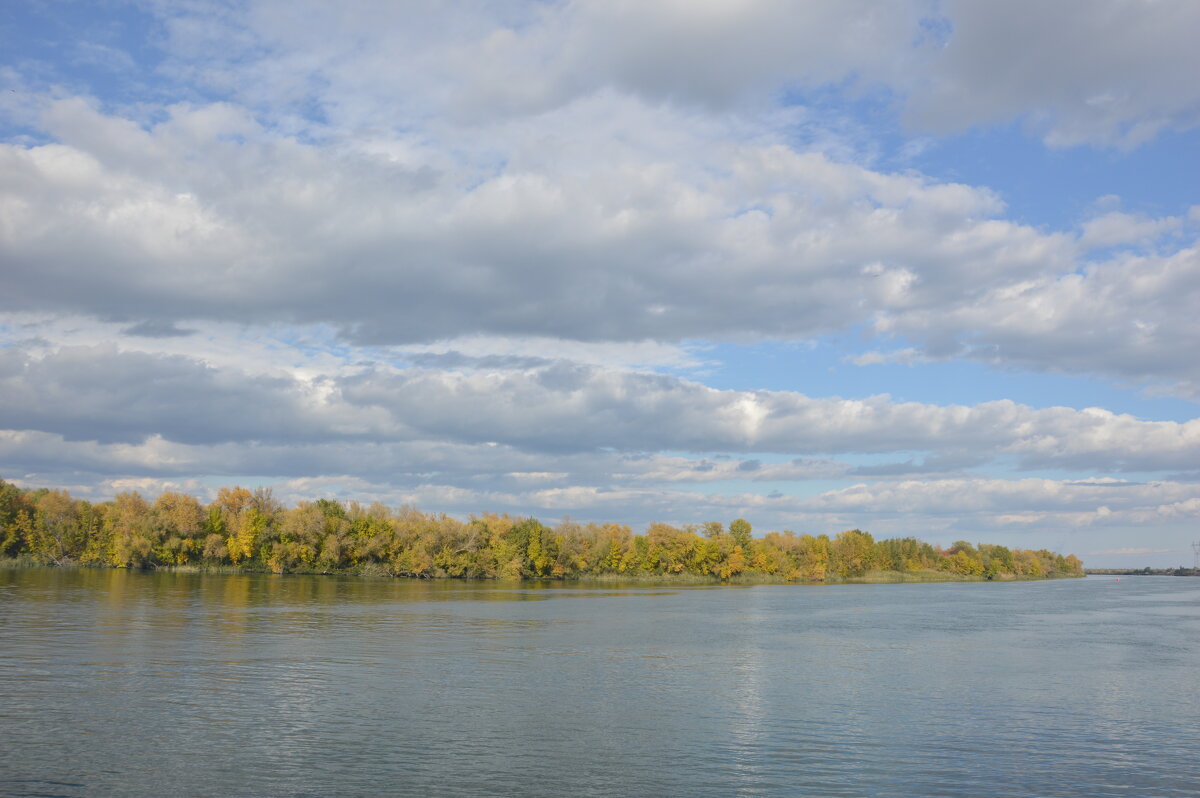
[{"left": 1, "top": 2, "right": 1198, "bottom": 569}]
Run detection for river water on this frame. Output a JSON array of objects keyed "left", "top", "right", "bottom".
[{"left": 1, "top": 568, "right": 1197, "bottom": 797}]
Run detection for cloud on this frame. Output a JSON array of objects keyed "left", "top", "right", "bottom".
[
  {"left": 0, "top": 428, "right": 843, "bottom": 493},
  {"left": 122, "top": 320, "right": 197, "bottom": 338},
  {"left": 143, "top": 0, "right": 1200, "bottom": 148},
  {"left": 1, "top": 106, "right": 1061, "bottom": 344},
  {"left": 444, "top": 0, "right": 921, "bottom": 117},
  {"left": 3, "top": 342, "right": 1199, "bottom": 472},
  {"left": 3, "top": 88, "right": 1196, "bottom": 393},
  {"left": 797, "top": 477, "right": 1200, "bottom": 538},
  {"left": 847, "top": 348, "right": 929, "bottom": 367},
  {"left": 904, "top": 0, "right": 1200, "bottom": 148},
  {"left": 1079, "top": 211, "right": 1182, "bottom": 250},
  {"left": 873, "top": 244, "right": 1200, "bottom": 396},
  {"left": 848, "top": 452, "right": 989, "bottom": 477},
  {"left": 0, "top": 343, "right": 338, "bottom": 446},
  {"left": 338, "top": 363, "right": 1200, "bottom": 469},
  {"left": 806, "top": 477, "right": 1191, "bottom": 516},
  {"left": 8, "top": 2, "right": 1200, "bottom": 395}
]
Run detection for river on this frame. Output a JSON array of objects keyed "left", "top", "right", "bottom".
[{"left": 1, "top": 567, "right": 1197, "bottom": 796}]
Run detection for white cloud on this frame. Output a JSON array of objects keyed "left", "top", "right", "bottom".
[
  {"left": 906, "top": 0, "right": 1200, "bottom": 148},
  {"left": 806, "top": 477, "right": 1195, "bottom": 515},
  {"left": 143, "top": 0, "right": 1200, "bottom": 148},
  {"left": 5, "top": 86, "right": 1196, "bottom": 393},
  {"left": 3, "top": 341, "right": 1199, "bottom": 471},
  {"left": 1079, "top": 211, "right": 1181, "bottom": 250},
  {"left": 0, "top": 105, "right": 1067, "bottom": 338},
  {"left": 847, "top": 348, "right": 928, "bottom": 367},
  {"left": 876, "top": 245, "right": 1200, "bottom": 395},
  {"left": 444, "top": 0, "right": 920, "bottom": 117}
]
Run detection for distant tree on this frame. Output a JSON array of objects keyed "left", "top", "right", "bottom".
[
  {"left": 831, "top": 529, "right": 875, "bottom": 577},
  {"left": 152, "top": 492, "right": 205, "bottom": 565},
  {"left": 729, "top": 518, "right": 753, "bottom": 550},
  {"left": 315, "top": 498, "right": 347, "bottom": 520},
  {"left": 107, "top": 492, "right": 153, "bottom": 567},
  {"left": 31, "top": 489, "right": 82, "bottom": 564},
  {"left": 0, "top": 479, "right": 28, "bottom": 557}
]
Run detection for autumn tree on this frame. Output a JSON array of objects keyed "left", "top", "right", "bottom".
[
  {"left": 729, "top": 518, "right": 753, "bottom": 550},
  {"left": 151, "top": 492, "right": 206, "bottom": 565},
  {"left": 30, "top": 489, "right": 84, "bottom": 564},
  {"left": 0, "top": 479, "right": 30, "bottom": 557},
  {"left": 831, "top": 529, "right": 875, "bottom": 578},
  {"left": 107, "top": 491, "right": 154, "bottom": 567}
]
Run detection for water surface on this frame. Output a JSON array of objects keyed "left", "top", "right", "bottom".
[{"left": 1, "top": 568, "right": 1197, "bottom": 796}]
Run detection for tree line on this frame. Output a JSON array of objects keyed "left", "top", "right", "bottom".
[{"left": 0, "top": 478, "right": 1083, "bottom": 581}]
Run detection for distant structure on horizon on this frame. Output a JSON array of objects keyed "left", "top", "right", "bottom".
[{"left": 1193, "top": 541, "right": 1200, "bottom": 571}]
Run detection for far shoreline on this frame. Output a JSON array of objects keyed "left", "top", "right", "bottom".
[
  {"left": 0, "top": 556, "right": 1086, "bottom": 586},
  {"left": 1085, "top": 568, "right": 1199, "bottom": 577}
]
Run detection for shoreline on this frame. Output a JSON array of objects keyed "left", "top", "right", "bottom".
[
  {"left": 0, "top": 557, "right": 1086, "bottom": 586},
  {"left": 1085, "top": 568, "right": 1199, "bottom": 577}
]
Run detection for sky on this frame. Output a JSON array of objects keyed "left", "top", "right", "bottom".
[{"left": 1, "top": 0, "right": 1198, "bottom": 567}]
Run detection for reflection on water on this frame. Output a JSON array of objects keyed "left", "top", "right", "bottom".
[{"left": 1, "top": 568, "right": 1198, "bottom": 797}]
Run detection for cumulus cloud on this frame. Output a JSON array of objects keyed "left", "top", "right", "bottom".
[
  {"left": 122, "top": 320, "right": 198, "bottom": 338},
  {"left": 0, "top": 428, "right": 843, "bottom": 493},
  {"left": 444, "top": 0, "right": 920, "bottom": 117},
  {"left": 0, "top": 343, "right": 340, "bottom": 446},
  {"left": 1079, "top": 211, "right": 1182, "bottom": 250},
  {"left": 5, "top": 0, "right": 1200, "bottom": 393},
  {"left": 3, "top": 342, "right": 1199, "bottom": 471},
  {"left": 876, "top": 245, "right": 1200, "bottom": 395},
  {"left": 0, "top": 106, "right": 1069, "bottom": 343},
  {"left": 2, "top": 89, "right": 1196, "bottom": 391},
  {"left": 847, "top": 348, "right": 929, "bottom": 367},
  {"left": 904, "top": 0, "right": 1200, "bottom": 148},
  {"left": 806, "top": 477, "right": 1192, "bottom": 516},
  {"left": 143, "top": 0, "right": 1200, "bottom": 147},
  {"left": 339, "top": 363, "right": 1200, "bottom": 470},
  {"left": 795, "top": 477, "right": 1200, "bottom": 539}
]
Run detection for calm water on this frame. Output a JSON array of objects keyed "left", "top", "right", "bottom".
[{"left": 1, "top": 569, "right": 1198, "bottom": 797}]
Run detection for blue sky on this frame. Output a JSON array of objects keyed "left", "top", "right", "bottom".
[{"left": 2, "top": 0, "right": 1199, "bottom": 567}]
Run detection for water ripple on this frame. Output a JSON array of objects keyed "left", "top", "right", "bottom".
[{"left": 1, "top": 569, "right": 1197, "bottom": 796}]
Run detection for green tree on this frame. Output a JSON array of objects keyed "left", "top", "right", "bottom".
[
  {"left": 151, "top": 491, "right": 205, "bottom": 565},
  {"left": 107, "top": 492, "right": 154, "bottom": 567},
  {"left": 729, "top": 518, "right": 753, "bottom": 550},
  {"left": 831, "top": 529, "right": 875, "bottom": 578},
  {"left": 0, "top": 479, "right": 29, "bottom": 557}
]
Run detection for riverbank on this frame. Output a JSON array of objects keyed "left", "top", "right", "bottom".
[
  {"left": 1086, "top": 568, "right": 1199, "bottom": 577},
  {"left": 0, "top": 557, "right": 1084, "bottom": 585}
]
